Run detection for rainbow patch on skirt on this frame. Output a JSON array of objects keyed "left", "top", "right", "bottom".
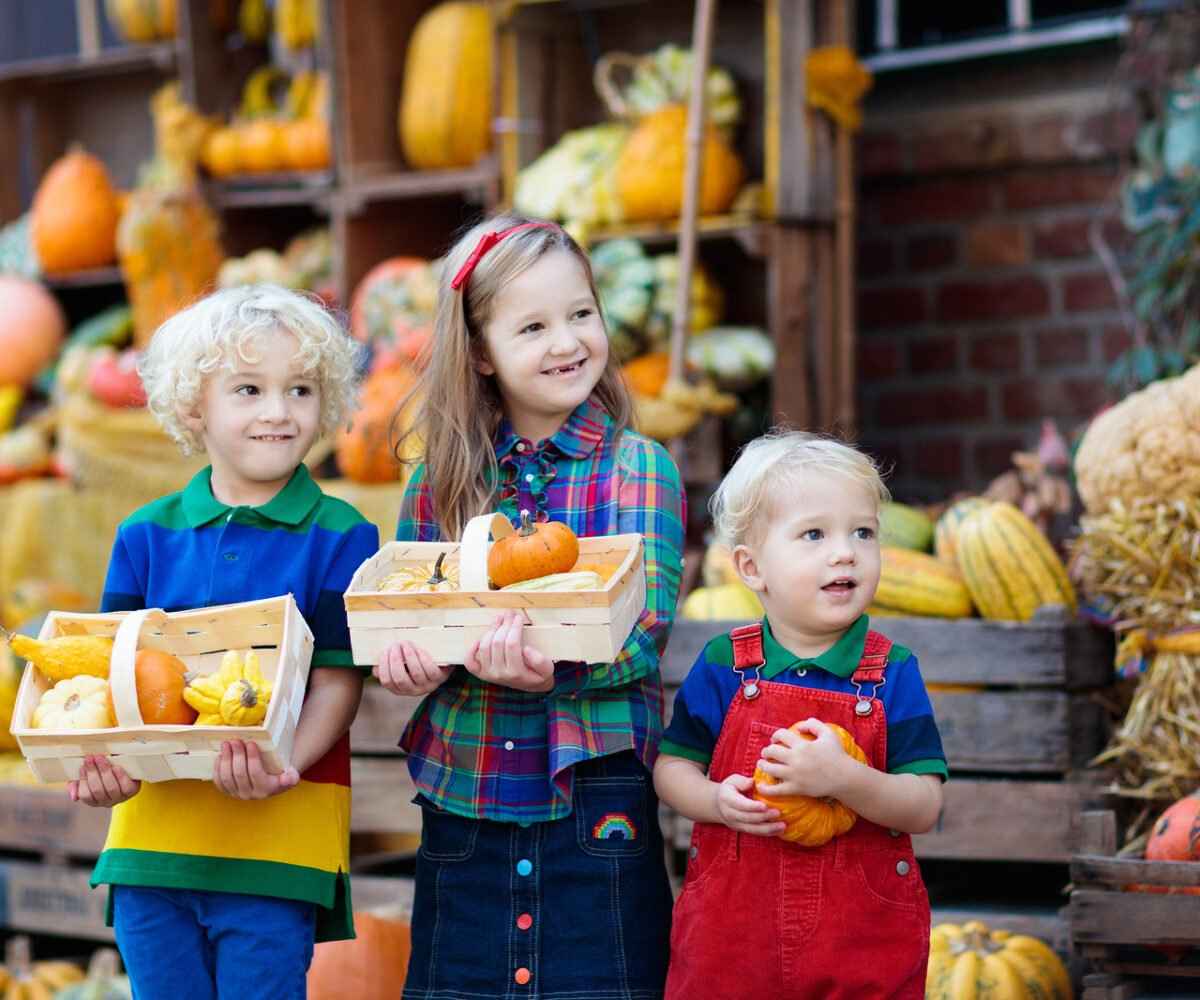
[{"left": 592, "top": 813, "right": 638, "bottom": 841}]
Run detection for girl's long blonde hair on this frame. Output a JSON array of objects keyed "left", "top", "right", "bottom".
[{"left": 397, "top": 214, "right": 632, "bottom": 540}]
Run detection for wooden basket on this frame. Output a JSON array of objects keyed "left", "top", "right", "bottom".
[
  {"left": 345, "top": 513, "right": 645, "bottom": 665},
  {"left": 11, "top": 595, "right": 313, "bottom": 783}
]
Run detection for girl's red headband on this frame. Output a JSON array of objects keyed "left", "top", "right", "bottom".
[{"left": 450, "top": 221, "right": 562, "bottom": 291}]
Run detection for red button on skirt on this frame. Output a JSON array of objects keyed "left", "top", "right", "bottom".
[
  {"left": 517, "top": 913, "right": 533, "bottom": 931},
  {"left": 515, "top": 967, "right": 532, "bottom": 985}
]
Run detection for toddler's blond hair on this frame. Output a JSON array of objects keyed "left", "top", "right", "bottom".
[
  {"left": 710, "top": 429, "right": 890, "bottom": 547},
  {"left": 139, "top": 284, "right": 361, "bottom": 454}
]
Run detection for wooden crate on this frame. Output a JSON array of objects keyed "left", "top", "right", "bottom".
[
  {"left": 346, "top": 512, "right": 645, "bottom": 665},
  {"left": 1071, "top": 811, "right": 1200, "bottom": 998},
  {"left": 12, "top": 595, "right": 313, "bottom": 783},
  {"left": 661, "top": 609, "right": 1114, "bottom": 863}
]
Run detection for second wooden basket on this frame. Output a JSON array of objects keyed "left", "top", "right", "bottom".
[
  {"left": 11, "top": 595, "right": 314, "bottom": 783},
  {"left": 345, "top": 512, "right": 646, "bottom": 665}
]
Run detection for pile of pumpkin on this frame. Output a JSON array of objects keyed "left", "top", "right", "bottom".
[
  {"left": 105, "top": 0, "right": 320, "bottom": 51},
  {"left": 514, "top": 42, "right": 753, "bottom": 237},
  {"left": 2, "top": 629, "right": 272, "bottom": 732},
  {"left": 379, "top": 514, "right": 617, "bottom": 595}
]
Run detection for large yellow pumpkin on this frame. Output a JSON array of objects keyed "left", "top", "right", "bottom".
[
  {"left": 0, "top": 276, "right": 67, "bottom": 388},
  {"left": 399, "top": 3, "right": 493, "bottom": 169},
  {"left": 31, "top": 149, "right": 122, "bottom": 274},
  {"left": 307, "top": 911, "right": 411, "bottom": 1000},
  {"left": 104, "top": 0, "right": 176, "bottom": 41},
  {"left": 117, "top": 184, "right": 224, "bottom": 349},
  {"left": 616, "top": 105, "right": 744, "bottom": 222},
  {"left": 751, "top": 722, "right": 868, "bottom": 846},
  {"left": 926, "top": 921, "right": 1071, "bottom": 1000}
]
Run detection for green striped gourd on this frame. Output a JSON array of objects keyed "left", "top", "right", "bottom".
[
  {"left": 954, "top": 502, "right": 1076, "bottom": 621},
  {"left": 879, "top": 502, "right": 935, "bottom": 552},
  {"left": 934, "top": 496, "right": 990, "bottom": 565},
  {"left": 873, "top": 547, "right": 974, "bottom": 618}
]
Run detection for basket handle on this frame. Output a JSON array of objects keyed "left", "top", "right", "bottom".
[
  {"left": 109, "top": 608, "right": 168, "bottom": 727},
  {"left": 593, "top": 51, "right": 644, "bottom": 120},
  {"left": 459, "top": 512, "right": 515, "bottom": 592}
]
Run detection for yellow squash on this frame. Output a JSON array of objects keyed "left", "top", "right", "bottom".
[
  {"left": 874, "top": 548, "right": 973, "bottom": 619},
  {"left": 183, "top": 648, "right": 242, "bottom": 717},
  {"left": 185, "top": 649, "right": 272, "bottom": 726},
  {"left": 926, "top": 921, "right": 1071, "bottom": 1000},
  {"left": 500, "top": 571, "right": 604, "bottom": 592},
  {"left": 31, "top": 676, "right": 114, "bottom": 730},
  {"left": 679, "top": 582, "right": 763, "bottom": 621},
  {"left": 379, "top": 553, "right": 459, "bottom": 593},
  {"left": 1, "top": 629, "right": 112, "bottom": 682},
  {"left": 954, "top": 502, "right": 1076, "bottom": 622},
  {"left": 0, "top": 647, "right": 20, "bottom": 751},
  {"left": 398, "top": 3, "right": 493, "bottom": 169}
]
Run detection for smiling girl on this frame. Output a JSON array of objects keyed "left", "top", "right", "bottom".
[{"left": 375, "top": 216, "right": 685, "bottom": 999}]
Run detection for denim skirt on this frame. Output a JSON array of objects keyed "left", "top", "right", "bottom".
[{"left": 403, "top": 751, "right": 673, "bottom": 1000}]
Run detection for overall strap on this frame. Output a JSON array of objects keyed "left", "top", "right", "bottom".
[
  {"left": 729, "top": 623, "right": 765, "bottom": 700},
  {"left": 850, "top": 630, "right": 892, "bottom": 717}
]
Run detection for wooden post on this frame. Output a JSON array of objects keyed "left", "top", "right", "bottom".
[
  {"left": 76, "top": 0, "right": 102, "bottom": 59},
  {"left": 831, "top": 0, "right": 857, "bottom": 437}
]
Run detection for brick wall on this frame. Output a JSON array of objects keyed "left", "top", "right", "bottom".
[{"left": 855, "top": 44, "right": 1137, "bottom": 502}]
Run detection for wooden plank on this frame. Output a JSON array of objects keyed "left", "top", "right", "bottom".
[
  {"left": 350, "top": 684, "right": 421, "bottom": 754},
  {"left": 1071, "top": 889, "right": 1200, "bottom": 946},
  {"left": 661, "top": 615, "right": 1113, "bottom": 689},
  {"left": 350, "top": 757, "right": 421, "bottom": 836},
  {"left": 931, "top": 903, "right": 1069, "bottom": 954},
  {"left": 0, "top": 43, "right": 176, "bottom": 85},
  {"left": 768, "top": 224, "right": 813, "bottom": 429},
  {"left": 0, "top": 860, "right": 111, "bottom": 941},
  {"left": 1073, "top": 854, "right": 1200, "bottom": 891},
  {"left": 931, "top": 690, "right": 1108, "bottom": 773},
  {"left": 915, "top": 777, "right": 1107, "bottom": 862},
  {"left": 351, "top": 874, "right": 414, "bottom": 920},
  {"left": 0, "top": 785, "right": 108, "bottom": 856}
]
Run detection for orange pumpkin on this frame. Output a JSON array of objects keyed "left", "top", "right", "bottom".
[
  {"left": 31, "top": 148, "right": 122, "bottom": 273},
  {"left": 1147, "top": 794, "right": 1200, "bottom": 862},
  {"left": 335, "top": 360, "right": 420, "bottom": 483},
  {"left": 238, "top": 120, "right": 286, "bottom": 173},
  {"left": 0, "top": 276, "right": 67, "bottom": 387},
  {"left": 621, "top": 352, "right": 670, "bottom": 397},
  {"left": 130, "top": 648, "right": 197, "bottom": 725},
  {"left": 281, "top": 118, "right": 332, "bottom": 172},
  {"left": 307, "top": 911, "right": 411, "bottom": 1000},
  {"left": 201, "top": 127, "right": 242, "bottom": 178},
  {"left": 752, "top": 722, "right": 869, "bottom": 846},
  {"left": 488, "top": 511, "right": 580, "bottom": 589}
]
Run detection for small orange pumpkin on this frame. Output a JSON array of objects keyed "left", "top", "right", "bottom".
[
  {"left": 201, "top": 127, "right": 242, "bottom": 177},
  {"left": 238, "top": 120, "right": 286, "bottom": 173},
  {"left": 307, "top": 911, "right": 411, "bottom": 1000},
  {"left": 752, "top": 722, "right": 869, "bottom": 846},
  {"left": 0, "top": 276, "right": 67, "bottom": 387},
  {"left": 281, "top": 118, "right": 332, "bottom": 172},
  {"left": 128, "top": 648, "right": 197, "bottom": 725},
  {"left": 31, "top": 147, "right": 123, "bottom": 273},
  {"left": 488, "top": 511, "right": 580, "bottom": 589},
  {"left": 1146, "top": 793, "right": 1200, "bottom": 862},
  {"left": 622, "top": 352, "right": 671, "bottom": 398},
  {"left": 335, "top": 359, "right": 420, "bottom": 483}
]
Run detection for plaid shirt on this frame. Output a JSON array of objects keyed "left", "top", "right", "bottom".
[{"left": 396, "top": 397, "right": 685, "bottom": 822}]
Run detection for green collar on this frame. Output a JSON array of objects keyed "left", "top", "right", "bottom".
[
  {"left": 760, "top": 614, "right": 870, "bottom": 679},
  {"left": 181, "top": 465, "right": 322, "bottom": 528}
]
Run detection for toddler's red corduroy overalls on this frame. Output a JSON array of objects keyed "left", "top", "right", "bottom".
[{"left": 665, "top": 623, "right": 931, "bottom": 999}]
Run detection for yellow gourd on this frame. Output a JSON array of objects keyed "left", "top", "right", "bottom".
[
  {"left": 0, "top": 647, "right": 20, "bottom": 751},
  {"left": 185, "top": 649, "right": 271, "bottom": 726},
  {"left": 183, "top": 649, "right": 242, "bottom": 717},
  {"left": 679, "top": 583, "right": 763, "bottom": 621},
  {"left": 398, "top": 3, "right": 493, "bottom": 169},
  {"left": 379, "top": 553, "right": 459, "bottom": 593},
  {"left": 220, "top": 678, "right": 268, "bottom": 726},
  {"left": 0, "top": 629, "right": 113, "bottom": 682},
  {"left": 926, "top": 922, "right": 1071, "bottom": 1000},
  {"left": 31, "top": 676, "right": 114, "bottom": 731},
  {"left": 500, "top": 571, "right": 604, "bottom": 592}
]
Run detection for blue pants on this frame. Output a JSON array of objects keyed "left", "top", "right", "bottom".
[
  {"left": 112, "top": 886, "right": 316, "bottom": 1000},
  {"left": 404, "top": 751, "right": 673, "bottom": 1000}
]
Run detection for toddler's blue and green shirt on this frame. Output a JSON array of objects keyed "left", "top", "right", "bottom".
[
  {"left": 92, "top": 464, "right": 379, "bottom": 942},
  {"left": 661, "top": 614, "right": 949, "bottom": 778}
]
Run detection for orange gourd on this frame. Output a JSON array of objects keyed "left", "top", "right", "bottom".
[
  {"left": 621, "top": 352, "right": 671, "bottom": 397},
  {"left": 335, "top": 360, "right": 420, "bottom": 483},
  {"left": 0, "top": 276, "right": 67, "bottom": 387},
  {"left": 487, "top": 511, "right": 580, "bottom": 589},
  {"left": 130, "top": 648, "right": 197, "bottom": 725},
  {"left": 201, "top": 127, "right": 242, "bottom": 177},
  {"left": 31, "top": 148, "right": 123, "bottom": 274},
  {"left": 349, "top": 257, "right": 437, "bottom": 361},
  {"left": 1146, "top": 793, "right": 1200, "bottom": 862},
  {"left": 751, "top": 722, "right": 869, "bottom": 846},
  {"left": 307, "top": 911, "right": 411, "bottom": 1000},
  {"left": 281, "top": 118, "right": 332, "bottom": 172},
  {"left": 238, "top": 120, "right": 287, "bottom": 173}
]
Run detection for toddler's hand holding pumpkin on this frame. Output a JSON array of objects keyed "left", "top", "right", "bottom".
[
  {"left": 714, "top": 773, "right": 786, "bottom": 836},
  {"left": 213, "top": 740, "right": 300, "bottom": 800},
  {"left": 68, "top": 755, "right": 141, "bottom": 808},
  {"left": 375, "top": 640, "right": 454, "bottom": 696},
  {"left": 755, "top": 719, "right": 858, "bottom": 800},
  {"left": 464, "top": 611, "right": 555, "bottom": 693}
]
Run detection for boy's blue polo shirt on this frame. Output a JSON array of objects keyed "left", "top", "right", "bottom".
[
  {"left": 661, "top": 615, "right": 949, "bottom": 779},
  {"left": 92, "top": 464, "right": 379, "bottom": 942}
]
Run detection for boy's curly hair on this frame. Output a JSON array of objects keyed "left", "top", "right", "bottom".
[
  {"left": 711, "top": 429, "right": 891, "bottom": 548},
  {"left": 139, "top": 285, "right": 362, "bottom": 454}
]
